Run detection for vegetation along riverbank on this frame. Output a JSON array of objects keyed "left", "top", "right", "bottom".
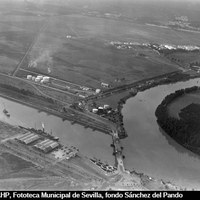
[{"left": 155, "top": 85, "right": 200, "bottom": 155}]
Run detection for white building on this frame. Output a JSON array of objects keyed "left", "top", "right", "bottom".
[
  {"left": 101, "top": 82, "right": 109, "bottom": 88},
  {"left": 96, "top": 89, "right": 101, "bottom": 93}
]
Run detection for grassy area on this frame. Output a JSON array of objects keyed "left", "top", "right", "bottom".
[
  {"left": 95, "top": 90, "right": 131, "bottom": 109},
  {"left": 165, "top": 51, "right": 200, "bottom": 68},
  {"left": 16, "top": 12, "right": 193, "bottom": 88},
  {"left": 19, "top": 13, "right": 181, "bottom": 88},
  {"left": 35, "top": 84, "right": 77, "bottom": 104},
  {"left": 0, "top": 8, "right": 45, "bottom": 75},
  {"left": 2, "top": 1, "right": 200, "bottom": 89},
  {"left": 0, "top": 74, "right": 41, "bottom": 96}
]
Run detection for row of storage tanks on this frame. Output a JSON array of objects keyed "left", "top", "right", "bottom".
[
  {"left": 92, "top": 104, "right": 110, "bottom": 113},
  {"left": 27, "top": 75, "right": 50, "bottom": 83}
]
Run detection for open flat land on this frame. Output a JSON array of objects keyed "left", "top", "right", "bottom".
[
  {"left": 0, "top": 6, "right": 45, "bottom": 75},
  {"left": 18, "top": 13, "right": 200, "bottom": 88},
  {"left": 2, "top": 1, "right": 200, "bottom": 89},
  {"left": 166, "top": 52, "right": 200, "bottom": 68}
]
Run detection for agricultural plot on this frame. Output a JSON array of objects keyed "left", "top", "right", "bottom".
[
  {"left": 18, "top": 14, "right": 187, "bottom": 88},
  {"left": 166, "top": 51, "right": 200, "bottom": 68},
  {"left": 0, "top": 9, "right": 45, "bottom": 75}
]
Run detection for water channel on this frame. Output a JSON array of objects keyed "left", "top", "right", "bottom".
[
  {"left": 122, "top": 77, "right": 200, "bottom": 189},
  {"left": 0, "top": 97, "right": 113, "bottom": 164},
  {"left": 1, "top": 77, "right": 200, "bottom": 189}
]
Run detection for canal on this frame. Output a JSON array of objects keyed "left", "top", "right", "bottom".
[
  {"left": 1, "top": 77, "right": 200, "bottom": 189},
  {"left": 0, "top": 96, "right": 114, "bottom": 164}
]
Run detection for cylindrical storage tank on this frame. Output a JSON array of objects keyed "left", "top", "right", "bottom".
[
  {"left": 32, "top": 76, "right": 36, "bottom": 81},
  {"left": 37, "top": 75, "right": 43, "bottom": 79},
  {"left": 27, "top": 75, "right": 32, "bottom": 80},
  {"left": 35, "top": 78, "right": 40, "bottom": 82},
  {"left": 43, "top": 76, "right": 50, "bottom": 80},
  {"left": 104, "top": 104, "right": 110, "bottom": 109},
  {"left": 92, "top": 108, "right": 98, "bottom": 113},
  {"left": 96, "top": 89, "right": 101, "bottom": 93},
  {"left": 43, "top": 77, "right": 50, "bottom": 83}
]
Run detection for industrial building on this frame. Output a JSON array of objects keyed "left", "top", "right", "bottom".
[
  {"left": 101, "top": 82, "right": 109, "bottom": 88},
  {"left": 95, "top": 89, "right": 101, "bottom": 94},
  {"left": 34, "top": 139, "right": 59, "bottom": 153},
  {"left": 16, "top": 132, "right": 40, "bottom": 145},
  {"left": 92, "top": 105, "right": 111, "bottom": 114},
  {"left": 26, "top": 74, "right": 50, "bottom": 84},
  {"left": 92, "top": 108, "right": 98, "bottom": 113}
]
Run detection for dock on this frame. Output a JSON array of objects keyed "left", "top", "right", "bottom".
[{"left": 111, "top": 130, "right": 126, "bottom": 173}]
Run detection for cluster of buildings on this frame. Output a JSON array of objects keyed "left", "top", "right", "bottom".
[
  {"left": 167, "top": 15, "right": 200, "bottom": 31},
  {"left": 175, "top": 16, "right": 189, "bottom": 22},
  {"left": 92, "top": 104, "right": 111, "bottom": 115},
  {"left": 27, "top": 74, "right": 50, "bottom": 84},
  {"left": 149, "top": 43, "right": 200, "bottom": 52},
  {"left": 80, "top": 86, "right": 90, "bottom": 91},
  {"left": 189, "top": 65, "right": 200, "bottom": 73},
  {"left": 16, "top": 132, "right": 60, "bottom": 154},
  {"left": 109, "top": 40, "right": 200, "bottom": 53},
  {"left": 109, "top": 41, "right": 142, "bottom": 50},
  {"left": 16, "top": 130, "right": 79, "bottom": 160}
]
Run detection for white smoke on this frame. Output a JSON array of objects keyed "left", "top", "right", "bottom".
[
  {"left": 28, "top": 30, "right": 63, "bottom": 74},
  {"left": 29, "top": 49, "right": 54, "bottom": 73},
  {"left": 47, "top": 67, "right": 51, "bottom": 74}
]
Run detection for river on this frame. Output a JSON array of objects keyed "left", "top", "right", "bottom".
[
  {"left": 1, "top": 77, "right": 200, "bottom": 189},
  {"left": 0, "top": 97, "right": 113, "bottom": 164},
  {"left": 122, "top": 77, "right": 200, "bottom": 190}
]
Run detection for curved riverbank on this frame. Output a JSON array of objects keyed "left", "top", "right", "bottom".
[
  {"left": 121, "top": 77, "right": 200, "bottom": 190},
  {"left": 155, "top": 86, "right": 200, "bottom": 155},
  {"left": 1, "top": 71, "right": 200, "bottom": 189},
  {"left": 116, "top": 71, "right": 194, "bottom": 139}
]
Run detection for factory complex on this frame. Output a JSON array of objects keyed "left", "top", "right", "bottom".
[
  {"left": 27, "top": 74, "right": 50, "bottom": 84},
  {"left": 15, "top": 130, "right": 78, "bottom": 159}
]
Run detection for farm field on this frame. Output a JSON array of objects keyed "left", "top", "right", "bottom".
[
  {"left": 16, "top": 13, "right": 192, "bottom": 88},
  {"left": 0, "top": 6, "right": 45, "bottom": 75},
  {"left": 2, "top": 1, "right": 200, "bottom": 88},
  {"left": 166, "top": 52, "right": 200, "bottom": 68}
]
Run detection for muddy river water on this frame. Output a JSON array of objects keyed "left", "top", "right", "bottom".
[
  {"left": 0, "top": 97, "right": 113, "bottom": 164},
  {"left": 122, "top": 77, "right": 200, "bottom": 189},
  {"left": 1, "top": 77, "right": 200, "bottom": 189}
]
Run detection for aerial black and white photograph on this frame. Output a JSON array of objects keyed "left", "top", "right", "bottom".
[{"left": 0, "top": 0, "right": 200, "bottom": 193}]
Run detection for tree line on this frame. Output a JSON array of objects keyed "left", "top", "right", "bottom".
[{"left": 155, "top": 86, "right": 200, "bottom": 151}]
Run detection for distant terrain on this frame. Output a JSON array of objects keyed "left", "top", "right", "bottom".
[
  {"left": 2, "top": 0, "right": 200, "bottom": 89},
  {"left": 1, "top": 0, "right": 200, "bottom": 191}
]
